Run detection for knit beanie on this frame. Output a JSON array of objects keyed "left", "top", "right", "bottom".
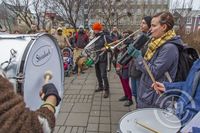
[
  {"left": 92, "top": 22, "right": 102, "bottom": 31},
  {"left": 143, "top": 16, "right": 152, "bottom": 29}
]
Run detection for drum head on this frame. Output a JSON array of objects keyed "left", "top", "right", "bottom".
[
  {"left": 119, "top": 108, "right": 181, "bottom": 133},
  {"left": 22, "top": 34, "right": 64, "bottom": 113}
]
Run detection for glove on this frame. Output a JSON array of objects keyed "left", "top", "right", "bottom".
[
  {"left": 42, "top": 83, "right": 61, "bottom": 106},
  {"left": 127, "top": 45, "right": 142, "bottom": 58}
]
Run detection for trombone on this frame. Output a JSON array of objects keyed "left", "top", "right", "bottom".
[{"left": 104, "top": 29, "right": 140, "bottom": 51}]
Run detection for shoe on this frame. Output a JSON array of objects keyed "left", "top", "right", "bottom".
[
  {"left": 95, "top": 87, "right": 103, "bottom": 92},
  {"left": 80, "top": 71, "right": 85, "bottom": 74},
  {"left": 124, "top": 100, "right": 133, "bottom": 107},
  {"left": 118, "top": 96, "right": 128, "bottom": 101},
  {"left": 103, "top": 91, "right": 109, "bottom": 98}
]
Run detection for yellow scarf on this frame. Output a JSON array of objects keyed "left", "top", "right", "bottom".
[{"left": 144, "top": 30, "right": 176, "bottom": 61}]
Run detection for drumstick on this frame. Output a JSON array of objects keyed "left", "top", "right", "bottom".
[
  {"left": 40, "top": 71, "right": 53, "bottom": 99},
  {"left": 142, "top": 60, "right": 160, "bottom": 94},
  {"left": 135, "top": 120, "right": 160, "bottom": 133},
  {"left": 44, "top": 71, "right": 52, "bottom": 84}
]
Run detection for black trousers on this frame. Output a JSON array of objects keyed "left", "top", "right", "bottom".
[{"left": 95, "top": 61, "right": 109, "bottom": 91}]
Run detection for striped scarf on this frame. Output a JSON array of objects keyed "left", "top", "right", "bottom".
[{"left": 144, "top": 30, "right": 176, "bottom": 61}]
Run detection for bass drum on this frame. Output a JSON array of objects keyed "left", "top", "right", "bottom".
[
  {"left": 118, "top": 108, "right": 181, "bottom": 133},
  {"left": 0, "top": 33, "right": 64, "bottom": 115}
]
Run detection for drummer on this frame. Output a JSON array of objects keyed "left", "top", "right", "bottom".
[
  {"left": 152, "top": 58, "right": 200, "bottom": 126},
  {"left": 0, "top": 70, "right": 61, "bottom": 132}
]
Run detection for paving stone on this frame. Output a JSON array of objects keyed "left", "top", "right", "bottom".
[
  {"left": 53, "top": 126, "right": 60, "bottom": 133},
  {"left": 58, "top": 126, "right": 66, "bottom": 133},
  {"left": 69, "top": 85, "right": 82, "bottom": 90},
  {"left": 88, "top": 117, "right": 99, "bottom": 124},
  {"left": 90, "top": 111, "right": 100, "bottom": 116},
  {"left": 100, "top": 117, "right": 110, "bottom": 124},
  {"left": 65, "top": 89, "right": 81, "bottom": 95},
  {"left": 111, "top": 124, "right": 119, "bottom": 133},
  {"left": 91, "top": 105, "right": 101, "bottom": 111},
  {"left": 77, "top": 127, "right": 86, "bottom": 133},
  {"left": 80, "top": 89, "right": 94, "bottom": 95},
  {"left": 99, "top": 124, "right": 110, "bottom": 132},
  {"left": 71, "top": 103, "right": 91, "bottom": 113},
  {"left": 101, "top": 102, "right": 109, "bottom": 106},
  {"left": 60, "top": 103, "right": 74, "bottom": 113},
  {"left": 56, "top": 113, "right": 69, "bottom": 125},
  {"left": 92, "top": 101, "right": 101, "bottom": 106},
  {"left": 111, "top": 102, "right": 131, "bottom": 111},
  {"left": 111, "top": 111, "right": 128, "bottom": 124},
  {"left": 71, "top": 127, "right": 78, "bottom": 133},
  {"left": 87, "top": 124, "right": 98, "bottom": 131},
  {"left": 100, "top": 111, "right": 110, "bottom": 117},
  {"left": 110, "top": 94, "right": 123, "bottom": 102},
  {"left": 65, "top": 113, "right": 89, "bottom": 126},
  {"left": 64, "top": 127, "right": 72, "bottom": 133},
  {"left": 101, "top": 105, "right": 110, "bottom": 111},
  {"left": 72, "top": 79, "right": 85, "bottom": 84}
]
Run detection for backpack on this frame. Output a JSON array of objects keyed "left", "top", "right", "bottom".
[{"left": 175, "top": 45, "right": 199, "bottom": 82}]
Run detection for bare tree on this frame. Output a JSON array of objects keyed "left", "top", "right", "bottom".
[
  {"left": 4, "top": 0, "right": 33, "bottom": 28},
  {"left": 48, "top": 0, "right": 84, "bottom": 30},
  {"left": 31, "top": 0, "right": 50, "bottom": 30},
  {"left": 90, "top": 0, "right": 132, "bottom": 30}
]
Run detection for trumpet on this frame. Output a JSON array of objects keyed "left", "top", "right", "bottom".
[{"left": 118, "top": 32, "right": 152, "bottom": 65}]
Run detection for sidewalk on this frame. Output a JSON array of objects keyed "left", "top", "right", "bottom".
[{"left": 54, "top": 68, "right": 136, "bottom": 133}]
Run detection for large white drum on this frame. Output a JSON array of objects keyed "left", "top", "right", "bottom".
[
  {"left": 119, "top": 108, "right": 181, "bottom": 133},
  {"left": 0, "top": 33, "right": 64, "bottom": 114}
]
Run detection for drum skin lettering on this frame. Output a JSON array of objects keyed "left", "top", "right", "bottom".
[{"left": 32, "top": 45, "right": 53, "bottom": 66}]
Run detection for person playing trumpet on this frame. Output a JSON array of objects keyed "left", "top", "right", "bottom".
[
  {"left": 92, "top": 22, "right": 114, "bottom": 98},
  {"left": 127, "top": 11, "right": 183, "bottom": 108}
]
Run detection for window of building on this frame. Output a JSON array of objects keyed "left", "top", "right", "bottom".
[
  {"left": 186, "top": 17, "right": 192, "bottom": 24},
  {"left": 185, "top": 27, "right": 191, "bottom": 34}
]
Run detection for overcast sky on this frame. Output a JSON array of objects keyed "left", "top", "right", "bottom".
[
  {"left": 0, "top": 0, "right": 200, "bottom": 10},
  {"left": 170, "top": 0, "right": 200, "bottom": 10}
]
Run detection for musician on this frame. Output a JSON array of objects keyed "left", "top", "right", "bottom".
[
  {"left": 117, "top": 31, "right": 133, "bottom": 106},
  {"left": 152, "top": 59, "right": 200, "bottom": 127},
  {"left": 0, "top": 70, "right": 61, "bottom": 132},
  {"left": 92, "top": 22, "right": 113, "bottom": 98},
  {"left": 127, "top": 11, "right": 183, "bottom": 108},
  {"left": 128, "top": 16, "right": 152, "bottom": 104}
]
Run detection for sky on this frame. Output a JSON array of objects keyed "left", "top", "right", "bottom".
[
  {"left": 170, "top": 0, "right": 200, "bottom": 10},
  {"left": 0, "top": 0, "right": 200, "bottom": 10}
]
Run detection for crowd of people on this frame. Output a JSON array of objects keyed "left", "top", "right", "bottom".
[{"left": 1, "top": 10, "right": 200, "bottom": 132}]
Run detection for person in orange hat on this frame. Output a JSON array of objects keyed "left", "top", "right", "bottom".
[{"left": 92, "top": 22, "right": 114, "bottom": 98}]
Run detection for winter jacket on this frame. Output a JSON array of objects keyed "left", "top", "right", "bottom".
[
  {"left": 94, "top": 32, "right": 113, "bottom": 63},
  {"left": 135, "top": 36, "right": 182, "bottom": 108}
]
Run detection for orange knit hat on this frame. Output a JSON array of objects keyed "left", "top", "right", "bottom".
[{"left": 92, "top": 22, "right": 102, "bottom": 31}]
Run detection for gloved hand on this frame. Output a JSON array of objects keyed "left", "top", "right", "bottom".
[
  {"left": 127, "top": 45, "right": 142, "bottom": 58},
  {"left": 41, "top": 83, "right": 61, "bottom": 106}
]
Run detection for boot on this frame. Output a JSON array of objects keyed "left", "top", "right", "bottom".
[
  {"left": 119, "top": 96, "right": 128, "bottom": 101},
  {"left": 103, "top": 90, "right": 109, "bottom": 98},
  {"left": 124, "top": 100, "right": 133, "bottom": 107},
  {"left": 95, "top": 87, "right": 103, "bottom": 92}
]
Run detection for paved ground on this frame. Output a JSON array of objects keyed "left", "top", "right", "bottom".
[{"left": 54, "top": 68, "right": 136, "bottom": 133}]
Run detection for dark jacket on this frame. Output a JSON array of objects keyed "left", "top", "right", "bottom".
[
  {"left": 94, "top": 32, "right": 113, "bottom": 63},
  {"left": 75, "top": 31, "right": 89, "bottom": 49},
  {"left": 135, "top": 36, "right": 182, "bottom": 108}
]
